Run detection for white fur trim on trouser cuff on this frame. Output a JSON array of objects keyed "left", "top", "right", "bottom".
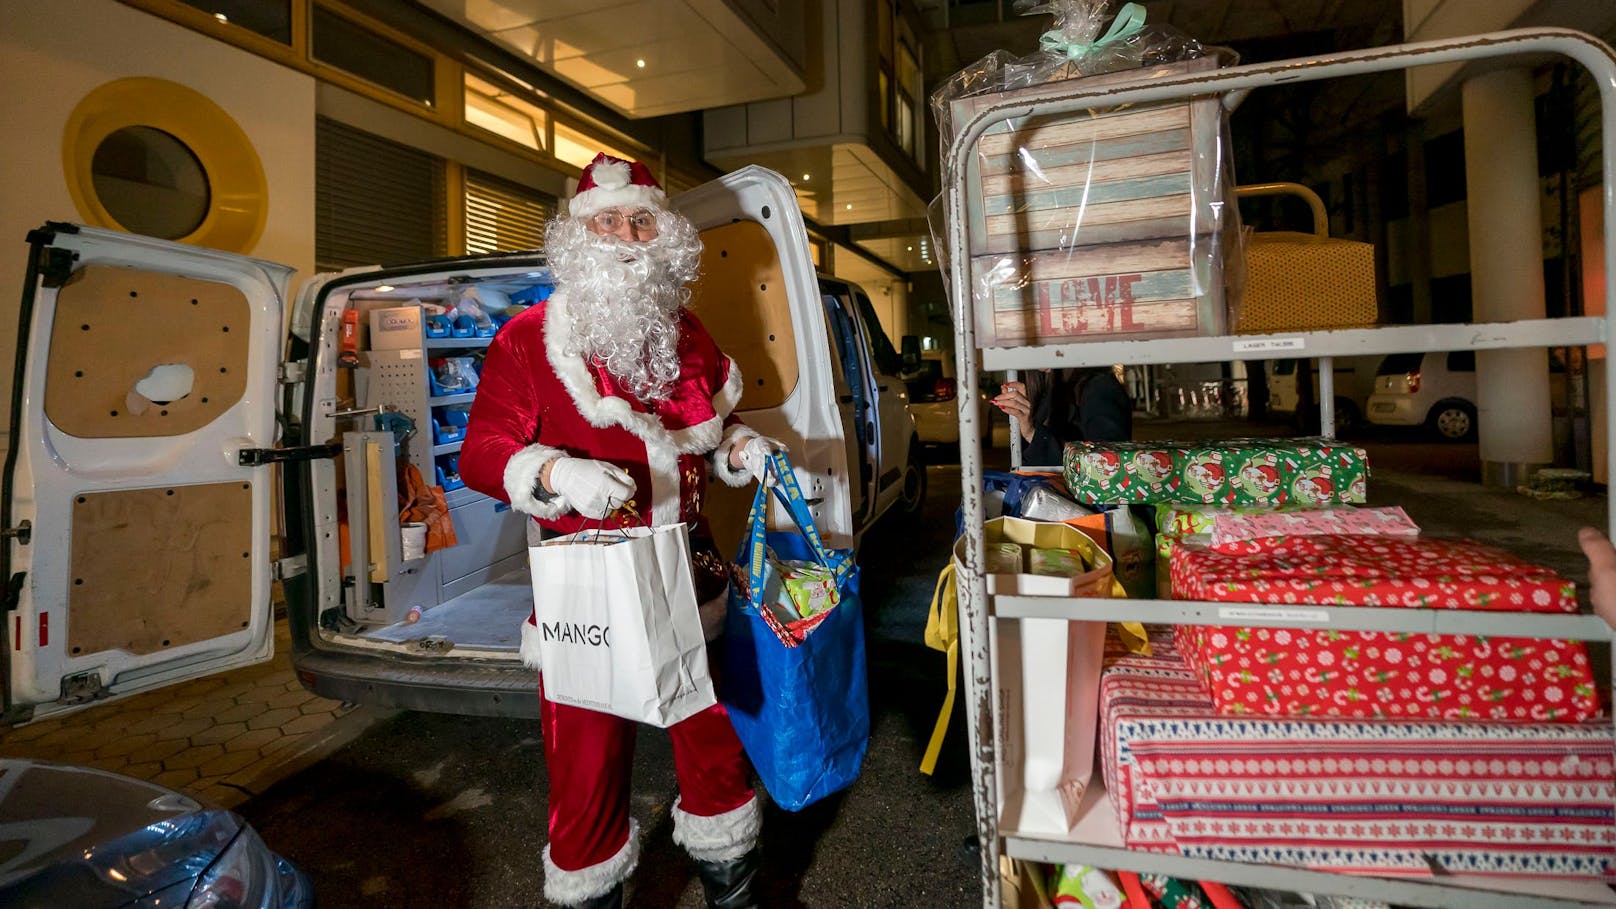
[
  {"left": 543, "top": 817, "right": 640, "bottom": 905},
  {"left": 711, "top": 424, "right": 760, "bottom": 488},
  {"left": 520, "top": 619, "right": 543, "bottom": 670},
  {"left": 504, "top": 443, "right": 569, "bottom": 518},
  {"left": 672, "top": 795, "right": 761, "bottom": 863}
]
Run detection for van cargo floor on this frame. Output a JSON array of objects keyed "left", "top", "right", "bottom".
[{"left": 365, "top": 565, "right": 531, "bottom": 652}]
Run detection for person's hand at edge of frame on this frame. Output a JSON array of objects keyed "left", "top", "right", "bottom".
[{"left": 1576, "top": 526, "right": 1616, "bottom": 629}]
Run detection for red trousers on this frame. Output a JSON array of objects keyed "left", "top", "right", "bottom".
[{"left": 538, "top": 678, "right": 755, "bottom": 874}]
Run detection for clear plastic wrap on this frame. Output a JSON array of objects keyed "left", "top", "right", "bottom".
[{"left": 930, "top": 0, "right": 1244, "bottom": 347}]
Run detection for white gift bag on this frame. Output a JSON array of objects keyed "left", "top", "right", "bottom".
[{"left": 528, "top": 523, "right": 717, "bottom": 727}]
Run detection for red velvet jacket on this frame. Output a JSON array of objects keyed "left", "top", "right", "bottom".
[{"left": 458, "top": 290, "right": 756, "bottom": 537}]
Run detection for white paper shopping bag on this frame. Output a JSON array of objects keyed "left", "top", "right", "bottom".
[{"left": 528, "top": 523, "right": 717, "bottom": 727}]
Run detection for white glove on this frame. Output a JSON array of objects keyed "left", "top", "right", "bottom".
[
  {"left": 736, "top": 435, "right": 788, "bottom": 486},
  {"left": 548, "top": 458, "right": 636, "bottom": 518}
]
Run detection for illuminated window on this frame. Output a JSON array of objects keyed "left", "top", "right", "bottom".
[
  {"left": 466, "top": 169, "right": 555, "bottom": 254},
  {"left": 553, "top": 121, "right": 636, "bottom": 172},
  {"left": 464, "top": 72, "right": 548, "bottom": 152},
  {"left": 311, "top": 5, "right": 436, "bottom": 108}
]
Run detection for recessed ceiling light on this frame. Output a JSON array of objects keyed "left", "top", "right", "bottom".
[
  {"left": 802, "top": 173, "right": 810, "bottom": 181},
  {"left": 845, "top": 203, "right": 853, "bottom": 210},
  {"left": 374, "top": 285, "right": 396, "bottom": 293},
  {"left": 906, "top": 246, "right": 913, "bottom": 251},
  {"left": 214, "top": 12, "right": 228, "bottom": 22},
  {"left": 636, "top": 59, "right": 646, "bottom": 68}
]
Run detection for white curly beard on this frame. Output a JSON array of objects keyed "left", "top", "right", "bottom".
[{"left": 545, "top": 209, "right": 703, "bottom": 401}]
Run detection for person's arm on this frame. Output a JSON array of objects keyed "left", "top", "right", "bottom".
[
  {"left": 458, "top": 321, "right": 580, "bottom": 518},
  {"left": 1077, "top": 372, "right": 1132, "bottom": 443}
]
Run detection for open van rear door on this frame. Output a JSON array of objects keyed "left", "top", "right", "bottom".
[
  {"left": 675, "top": 167, "right": 852, "bottom": 554},
  {"left": 3, "top": 224, "right": 289, "bottom": 722}
]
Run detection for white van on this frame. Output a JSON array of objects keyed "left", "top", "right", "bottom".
[
  {"left": 2, "top": 167, "right": 921, "bottom": 721},
  {"left": 1266, "top": 355, "right": 1381, "bottom": 433}
]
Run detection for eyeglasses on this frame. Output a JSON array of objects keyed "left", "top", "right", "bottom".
[{"left": 590, "top": 208, "right": 658, "bottom": 236}]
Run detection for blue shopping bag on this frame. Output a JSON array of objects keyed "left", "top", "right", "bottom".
[{"left": 723, "top": 450, "right": 869, "bottom": 811}]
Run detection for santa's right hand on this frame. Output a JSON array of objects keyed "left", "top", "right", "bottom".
[{"left": 548, "top": 458, "right": 636, "bottom": 518}]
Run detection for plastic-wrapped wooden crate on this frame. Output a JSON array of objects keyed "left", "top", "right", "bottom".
[{"left": 946, "top": 57, "right": 1234, "bottom": 347}]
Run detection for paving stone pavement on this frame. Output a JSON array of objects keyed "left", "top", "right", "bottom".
[{"left": 0, "top": 619, "right": 392, "bottom": 808}]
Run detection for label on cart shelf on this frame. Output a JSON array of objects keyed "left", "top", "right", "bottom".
[
  {"left": 400, "top": 348, "right": 422, "bottom": 359},
  {"left": 1216, "top": 606, "right": 1330, "bottom": 623},
  {"left": 1231, "top": 336, "right": 1305, "bottom": 353}
]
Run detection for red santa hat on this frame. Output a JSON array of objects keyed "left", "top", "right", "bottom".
[{"left": 567, "top": 152, "right": 666, "bottom": 221}]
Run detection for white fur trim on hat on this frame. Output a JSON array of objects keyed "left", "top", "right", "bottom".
[
  {"left": 672, "top": 795, "right": 761, "bottom": 863},
  {"left": 543, "top": 818, "right": 640, "bottom": 904},
  {"left": 569, "top": 157, "right": 666, "bottom": 221}
]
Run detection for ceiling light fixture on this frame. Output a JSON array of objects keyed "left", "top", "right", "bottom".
[
  {"left": 845, "top": 203, "right": 853, "bottom": 210},
  {"left": 802, "top": 173, "right": 810, "bottom": 181},
  {"left": 214, "top": 12, "right": 228, "bottom": 22},
  {"left": 636, "top": 59, "right": 646, "bottom": 68},
  {"left": 374, "top": 285, "right": 396, "bottom": 293}
]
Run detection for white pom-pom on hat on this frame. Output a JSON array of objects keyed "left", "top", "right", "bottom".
[{"left": 568, "top": 152, "right": 666, "bottom": 221}]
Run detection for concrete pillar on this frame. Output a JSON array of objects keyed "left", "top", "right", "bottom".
[{"left": 1461, "top": 68, "right": 1552, "bottom": 485}]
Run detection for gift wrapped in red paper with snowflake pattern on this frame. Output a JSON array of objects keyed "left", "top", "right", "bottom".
[{"left": 1169, "top": 534, "right": 1600, "bottom": 722}]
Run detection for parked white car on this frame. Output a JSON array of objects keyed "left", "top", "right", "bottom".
[
  {"left": 900, "top": 348, "right": 1009, "bottom": 455},
  {"left": 1366, "top": 350, "right": 1479, "bottom": 441},
  {"left": 4, "top": 167, "right": 923, "bottom": 722}
]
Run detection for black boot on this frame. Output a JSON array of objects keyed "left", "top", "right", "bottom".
[
  {"left": 571, "top": 883, "right": 623, "bottom": 909},
  {"left": 694, "top": 849, "right": 760, "bottom": 908}
]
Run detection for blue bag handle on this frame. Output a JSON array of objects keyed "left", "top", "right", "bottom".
[{"left": 743, "top": 450, "right": 849, "bottom": 611}]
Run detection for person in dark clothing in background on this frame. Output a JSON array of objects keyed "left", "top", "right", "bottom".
[{"left": 991, "top": 366, "right": 1132, "bottom": 466}]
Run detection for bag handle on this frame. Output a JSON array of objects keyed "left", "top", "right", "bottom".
[{"left": 742, "top": 450, "right": 847, "bottom": 612}]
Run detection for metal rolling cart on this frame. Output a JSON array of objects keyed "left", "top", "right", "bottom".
[{"left": 942, "top": 28, "right": 1616, "bottom": 909}]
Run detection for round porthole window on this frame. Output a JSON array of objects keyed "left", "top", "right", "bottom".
[
  {"left": 63, "top": 77, "right": 267, "bottom": 253},
  {"left": 90, "top": 126, "right": 211, "bottom": 240}
]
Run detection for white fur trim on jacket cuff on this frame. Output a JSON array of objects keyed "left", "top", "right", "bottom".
[
  {"left": 543, "top": 818, "right": 640, "bottom": 905},
  {"left": 520, "top": 619, "right": 543, "bottom": 670},
  {"left": 672, "top": 795, "right": 761, "bottom": 863},
  {"left": 711, "top": 424, "right": 760, "bottom": 488},
  {"left": 504, "top": 443, "right": 569, "bottom": 519}
]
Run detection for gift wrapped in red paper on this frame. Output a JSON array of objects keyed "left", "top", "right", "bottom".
[
  {"left": 1170, "top": 535, "right": 1600, "bottom": 722},
  {"left": 1101, "top": 632, "right": 1616, "bottom": 878}
]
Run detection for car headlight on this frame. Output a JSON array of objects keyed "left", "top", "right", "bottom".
[{"left": 186, "top": 823, "right": 278, "bottom": 909}]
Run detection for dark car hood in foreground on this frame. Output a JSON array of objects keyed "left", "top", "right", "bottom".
[{"left": 0, "top": 758, "right": 237, "bottom": 907}]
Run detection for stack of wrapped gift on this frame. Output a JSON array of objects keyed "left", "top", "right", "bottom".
[
  {"left": 1170, "top": 534, "right": 1600, "bottom": 722},
  {"left": 1063, "top": 438, "right": 1370, "bottom": 507},
  {"left": 1101, "top": 631, "right": 1616, "bottom": 877}
]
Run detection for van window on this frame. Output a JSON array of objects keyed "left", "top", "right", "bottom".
[
  {"left": 1447, "top": 350, "right": 1475, "bottom": 372},
  {"left": 1377, "top": 353, "right": 1423, "bottom": 375},
  {"left": 853, "top": 292, "right": 903, "bottom": 376}
]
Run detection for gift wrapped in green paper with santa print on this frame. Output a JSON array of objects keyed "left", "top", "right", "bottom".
[
  {"left": 1062, "top": 441, "right": 1184, "bottom": 503},
  {"left": 1064, "top": 437, "right": 1368, "bottom": 506}
]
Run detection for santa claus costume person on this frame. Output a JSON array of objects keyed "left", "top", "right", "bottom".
[{"left": 459, "top": 153, "right": 782, "bottom": 909}]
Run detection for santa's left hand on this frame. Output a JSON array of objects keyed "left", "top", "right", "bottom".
[{"left": 734, "top": 435, "right": 788, "bottom": 486}]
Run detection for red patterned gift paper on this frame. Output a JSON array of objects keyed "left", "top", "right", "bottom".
[
  {"left": 1170, "top": 535, "right": 1599, "bottom": 722},
  {"left": 1101, "top": 633, "right": 1616, "bottom": 878}
]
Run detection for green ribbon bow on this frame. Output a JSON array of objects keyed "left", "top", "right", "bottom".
[{"left": 1038, "top": 1, "right": 1147, "bottom": 61}]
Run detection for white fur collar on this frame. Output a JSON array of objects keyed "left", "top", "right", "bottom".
[{"left": 543, "top": 290, "right": 741, "bottom": 455}]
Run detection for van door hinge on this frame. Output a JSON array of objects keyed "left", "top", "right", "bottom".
[
  {"left": 38, "top": 247, "right": 78, "bottom": 289},
  {"left": 272, "top": 554, "right": 308, "bottom": 581},
  {"left": 60, "top": 669, "right": 107, "bottom": 704},
  {"left": 0, "top": 521, "right": 30, "bottom": 545},
  {"left": 238, "top": 443, "right": 342, "bottom": 467},
  {"left": 279, "top": 361, "right": 307, "bottom": 384}
]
